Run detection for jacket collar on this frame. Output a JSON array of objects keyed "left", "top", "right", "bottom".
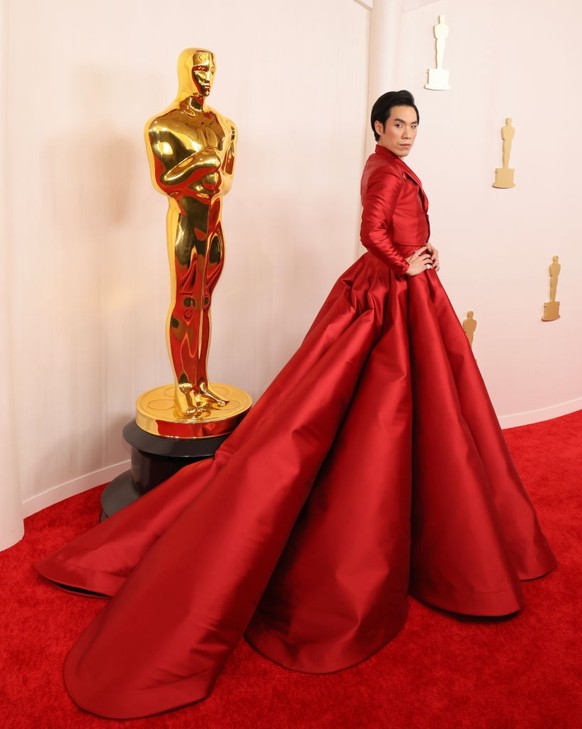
[
  {"left": 375, "top": 144, "right": 423, "bottom": 186},
  {"left": 374, "top": 144, "right": 427, "bottom": 210}
]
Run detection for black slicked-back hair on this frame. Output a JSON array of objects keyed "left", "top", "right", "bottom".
[{"left": 371, "top": 90, "right": 419, "bottom": 141}]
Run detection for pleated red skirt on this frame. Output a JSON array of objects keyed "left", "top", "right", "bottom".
[{"left": 37, "top": 251, "right": 556, "bottom": 719}]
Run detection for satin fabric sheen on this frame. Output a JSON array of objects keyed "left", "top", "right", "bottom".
[{"left": 36, "top": 146, "right": 556, "bottom": 719}]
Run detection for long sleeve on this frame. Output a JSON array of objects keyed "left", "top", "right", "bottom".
[{"left": 360, "top": 168, "right": 410, "bottom": 277}]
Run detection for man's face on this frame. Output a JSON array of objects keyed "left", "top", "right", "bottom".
[
  {"left": 191, "top": 52, "right": 216, "bottom": 96},
  {"left": 375, "top": 105, "right": 418, "bottom": 157}
]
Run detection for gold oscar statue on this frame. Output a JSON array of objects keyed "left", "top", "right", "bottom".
[
  {"left": 542, "top": 255, "right": 561, "bottom": 322},
  {"left": 493, "top": 118, "right": 516, "bottom": 189},
  {"left": 138, "top": 49, "right": 252, "bottom": 438},
  {"left": 462, "top": 310, "right": 477, "bottom": 348}
]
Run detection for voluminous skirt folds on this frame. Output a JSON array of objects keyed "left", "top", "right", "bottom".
[{"left": 37, "top": 251, "right": 556, "bottom": 719}]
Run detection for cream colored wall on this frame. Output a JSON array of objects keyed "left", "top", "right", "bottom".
[
  {"left": 0, "top": 0, "right": 23, "bottom": 550},
  {"left": 1, "top": 0, "right": 369, "bottom": 519},
  {"left": 396, "top": 0, "right": 582, "bottom": 425}
]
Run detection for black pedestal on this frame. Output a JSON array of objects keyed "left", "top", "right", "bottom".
[{"left": 100, "top": 420, "right": 227, "bottom": 520}]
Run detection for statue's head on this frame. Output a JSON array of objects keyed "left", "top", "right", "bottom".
[{"left": 177, "top": 49, "right": 216, "bottom": 99}]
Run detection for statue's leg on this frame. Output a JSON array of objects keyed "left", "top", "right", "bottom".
[
  {"left": 167, "top": 211, "right": 196, "bottom": 383},
  {"left": 436, "top": 42, "right": 443, "bottom": 69},
  {"left": 549, "top": 280, "right": 557, "bottom": 303},
  {"left": 196, "top": 225, "right": 227, "bottom": 405},
  {"left": 167, "top": 210, "right": 210, "bottom": 417},
  {"left": 168, "top": 200, "right": 227, "bottom": 414}
]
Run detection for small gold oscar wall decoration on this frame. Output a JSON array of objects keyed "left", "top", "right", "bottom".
[
  {"left": 493, "top": 118, "right": 516, "bottom": 189},
  {"left": 542, "top": 256, "right": 561, "bottom": 322},
  {"left": 463, "top": 310, "right": 477, "bottom": 348}
]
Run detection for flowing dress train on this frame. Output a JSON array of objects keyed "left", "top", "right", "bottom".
[{"left": 37, "top": 146, "right": 556, "bottom": 719}]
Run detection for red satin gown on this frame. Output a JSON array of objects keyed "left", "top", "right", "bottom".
[{"left": 37, "top": 145, "right": 556, "bottom": 719}]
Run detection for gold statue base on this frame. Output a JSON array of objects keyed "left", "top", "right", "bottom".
[
  {"left": 542, "top": 301, "right": 560, "bottom": 322},
  {"left": 136, "top": 383, "right": 252, "bottom": 439},
  {"left": 493, "top": 168, "right": 515, "bottom": 189}
]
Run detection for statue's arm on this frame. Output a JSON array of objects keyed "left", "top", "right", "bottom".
[
  {"left": 147, "top": 126, "right": 221, "bottom": 188},
  {"left": 221, "top": 120, "right": 237, "bottom": 194},
  {"left": 161, "top": 147, "right": 221, "bottom": 185}
]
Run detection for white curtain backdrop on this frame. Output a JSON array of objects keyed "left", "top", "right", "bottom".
[{"left": 0, "top": 0, "right": 371, "bottom": 549}]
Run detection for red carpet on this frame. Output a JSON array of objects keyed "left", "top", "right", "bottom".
[{"left": 1, "top": 411, "right": 580, "bottom": 728}]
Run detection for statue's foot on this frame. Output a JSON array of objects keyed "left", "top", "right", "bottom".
[
  {"left": 176, "top": 380, "right": 228, "bottom": 417},
  {"left": 183, "top": 402, "right": 212, "bottom": 418},
  {"left": 177, "top": 382, "right": 209, "bottom": 418},
  {"left": 199, "top": 382, "right": 229, "bottom": 407}
]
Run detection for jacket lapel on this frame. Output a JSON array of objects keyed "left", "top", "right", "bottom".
[
  {"left": 399, "top": 162, "right": 429, "bottom": 213},
  {"left": 375, "top": 146, "right": 428, "bottom": 212}
]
